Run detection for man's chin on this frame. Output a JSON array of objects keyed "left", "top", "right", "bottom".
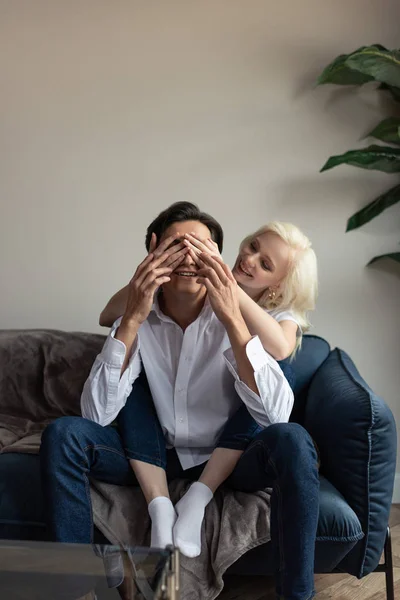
[{"left": 164, "top": 280, "right": 204, "bottom": 294}]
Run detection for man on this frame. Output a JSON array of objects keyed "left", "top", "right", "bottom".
[{"left": 40, "top": 202, "right": 319, "bottom": 600}]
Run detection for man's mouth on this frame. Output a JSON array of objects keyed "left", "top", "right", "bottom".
[
  {"left": 174, "top": 271, "right": 197, "bottom": 278},
  {"left": 237, "top": 261, "right": 253, "bottom": 278}
]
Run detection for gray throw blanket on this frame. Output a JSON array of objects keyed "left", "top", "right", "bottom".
[{"left": 0, "top": 329, "right": 272, "bottom": 600}]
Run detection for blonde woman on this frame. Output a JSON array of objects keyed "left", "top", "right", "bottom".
[{"left": 101, "top": 220, "right": 318, "bottom": 558}]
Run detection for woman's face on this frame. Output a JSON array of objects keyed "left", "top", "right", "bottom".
[{"left": 232, "top": 231, "right": 293, "bottom": 299}]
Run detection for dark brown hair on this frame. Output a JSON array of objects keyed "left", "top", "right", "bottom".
[{"left": 145, "top": 202, "right": 223, "bottom": 252}]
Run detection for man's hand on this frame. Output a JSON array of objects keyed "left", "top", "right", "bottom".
[
  {"left": 196, "top": 253, "right": 242, "bottom": 326},
  {"left": 123, "top": 234, "right": 188, "bottom": 326}
]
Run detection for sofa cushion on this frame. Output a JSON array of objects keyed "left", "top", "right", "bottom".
[
  {"left": 289, "top": 335, "right": 331, "bottom": 425},
  {"left": 0, "top": 454, "right": 46, "bottom": 541},
  {"left": 304, "top": 348, "right": 397, "bottom": 577},
  {"left": 0, "top": 330, "right": 105, "bottom": 453},
  {"left": 229, "top": 475, "right": 363, "bottom": 576}
]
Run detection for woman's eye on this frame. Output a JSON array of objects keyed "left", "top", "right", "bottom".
[
  {"left": 250, "top": 243, "right": 256, "bottom": 252},
  {"left": 261, "top": 262, "right": 271, "bottom": 271}
]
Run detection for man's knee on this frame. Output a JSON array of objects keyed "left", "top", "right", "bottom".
[
  {"left": 41, "top": 416, "right": 88, "bottom": 450},
  {"left": 258, "top": 422, "right": 318, "bottom": 471}
]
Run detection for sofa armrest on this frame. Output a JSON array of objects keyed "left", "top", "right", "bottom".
[{"left": 304, "top": 348, "right": 397, "bottom": 577}]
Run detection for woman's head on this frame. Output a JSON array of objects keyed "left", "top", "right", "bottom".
[{"left": 233, "top": 221, "right": 318, "bottom": 332}]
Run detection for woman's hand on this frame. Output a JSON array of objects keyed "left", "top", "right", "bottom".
[
  {"left": 123, "top": 234, "right": 188, "bottom": 325},
  {"left": 182, "top": 232, "right": 222, "bottom": 264},
  {"left": 196, "top": 253, "right": 242, "bottom": 326}
]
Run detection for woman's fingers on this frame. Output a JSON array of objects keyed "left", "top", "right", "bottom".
[
  {"left": 168, "top": 253, "right": 187, "bottom": 271},
  {"left": 131, "top": 252, "right": 155, "bottom": 283},
  {"left": 199, "top": 253, "right": 228, "bottom": 284},
  {"left": 211, "top": 255, "right": 236, "bottom": 282},
  {"left": 162, "top": 246, "right": 189, "bottom": 267},
  {"left": 149, "top": 232, "right": 157, "bottom": 253},
  {"left": 183, "top": 233, "right": 209, "bottom": 253},
  {"left": 196, "top": 266, "right": 220, "bottom": 287}
]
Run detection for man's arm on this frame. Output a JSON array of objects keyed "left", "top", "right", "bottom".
[
  {"left": 82, "top": 240, "right": 186, "bottom": 423},
  {"left": 81, "top": 318, "right": 142, "bottom": 425}
]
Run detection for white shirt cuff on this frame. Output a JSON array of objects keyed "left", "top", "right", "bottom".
[
  {"left": 100, "top": 318, "right": 140, "bottom": 368},
  {"left": 223, "top": 335, "right": 279, "bottom": 374}
]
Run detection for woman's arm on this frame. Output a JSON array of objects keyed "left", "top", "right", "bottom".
[
  {"left": 237, "top": 287, "right": 298, "bottom": 361},
  {"left": 99, "top": 285, "right": 129, "bottom": 327},
  {"left": 184, "top": 234, "right": 298, "bottom": 361}
]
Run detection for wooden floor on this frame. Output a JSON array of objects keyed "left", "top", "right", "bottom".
[{"left": 219, "top": 505, "right": 400, "bottom": 600}]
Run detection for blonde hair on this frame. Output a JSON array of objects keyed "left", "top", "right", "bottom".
[{"left": 239, "top": 222, "right": 318, "bottom": 355}]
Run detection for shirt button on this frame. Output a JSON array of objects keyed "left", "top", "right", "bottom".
[{"left": 179, "top": 418, "right": 184, "bottom": 423}]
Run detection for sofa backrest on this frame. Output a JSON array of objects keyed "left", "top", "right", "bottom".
[
  {"left": 0, "top": 329, "right": 330, "bottom": 429},
  {"left": 0, "top": 329, "right": 105, "bottom": 423}
]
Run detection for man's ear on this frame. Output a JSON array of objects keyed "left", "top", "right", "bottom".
[{"left": 149, "top": 232, "right": 157, "bottom": 253}]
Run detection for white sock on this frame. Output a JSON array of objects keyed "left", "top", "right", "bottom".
[
  {"left": 148, "top": 496, "right": 177, "bottom": 549},
  {"left": 173, "top": 482, "right": 213, "bottom": 558}
]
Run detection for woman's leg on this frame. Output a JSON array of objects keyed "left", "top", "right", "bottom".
[
  {"left": 226, "top": 422, "right": 319, "bottom": 600},
  {"left": 117, "top": 370, "right": 175, "bottom": 547},
  {"left": 174, "top": 361, "right": 296, "bottom": 557},
  {"left": 172, "top": 404, "right": 259, "bottom": 557}
]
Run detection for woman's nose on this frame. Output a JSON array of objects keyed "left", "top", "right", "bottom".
[{"left": 246, "top": 254, "right": 257, "bottom": 267}]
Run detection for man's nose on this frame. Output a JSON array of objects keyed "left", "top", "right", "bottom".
[{"left": 182, "top": 251, "right": 195, "bottom": 267}]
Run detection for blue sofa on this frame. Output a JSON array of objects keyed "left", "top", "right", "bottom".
[{"left": 0, "top": 333, "right": 397, "bottom": 598}]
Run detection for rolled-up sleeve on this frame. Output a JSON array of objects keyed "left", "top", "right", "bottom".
[
  {"left": 223, "top": 336, "right": 294, "bottom": 427},
  {"left": 80, "top": 318, "right": 142, "bottom": 426}
]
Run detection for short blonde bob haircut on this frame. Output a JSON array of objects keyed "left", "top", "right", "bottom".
[{"left": 239, "top": 222, "right": 318, "bottom": 354}]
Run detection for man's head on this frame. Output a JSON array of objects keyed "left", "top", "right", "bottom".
[
  {"left": 146, "top": 202, "right": 223, "bottom": 297},
  {"left": 145, "top": 201, "right": 223, "bottom": 253}
]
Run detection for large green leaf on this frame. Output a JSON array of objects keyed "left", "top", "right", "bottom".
[
  {"left": 317, "top": 47, "right": 375, "bottom": 85},
  {"left": 346, "top": 47, "right": 400, "bottom": 88},
  {"left": 320, "top": 145, "right": 400, "bottom": 173},
  {"left": 379, "top": 82, "right": 400, "bottom": 102},
  {"left": 368, "top": 252, "right": 400, "bottom": 266},
  {"left": 367, "top": 118, "right": 400, "bottom": 145},
  {"left": 346, "top": 184, "right": 400, "bottom": 231}
]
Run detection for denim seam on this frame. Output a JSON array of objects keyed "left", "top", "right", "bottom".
[
  {"left": 83, "top": 444, "right": 128, "bottom": 460},
  {"left": 81, "top": 443, "right": 129, "bottom": 543},
  {"left": 249, "top": 438, "right": 286, "bottom": 595},
  {"left": 155, "top": 418, "right": 164, "bottom": 466},
  {"left": 124, "top": 449, "right": 165, "bottom": 468},
  {"left": 316, "top": 533, "right": 364, "bottom": 542}
]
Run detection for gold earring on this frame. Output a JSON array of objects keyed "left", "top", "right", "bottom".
[{"left": 268, "top": 289, "right": 276, "bottom": 300}]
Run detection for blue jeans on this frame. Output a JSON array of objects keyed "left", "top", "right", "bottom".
[{"left": 117, "top": 362, "right": 296, "bottom": 468}]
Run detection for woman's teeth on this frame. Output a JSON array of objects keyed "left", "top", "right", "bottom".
[{"left": 239, "top": 262, "right": 252, "bottom": 277}]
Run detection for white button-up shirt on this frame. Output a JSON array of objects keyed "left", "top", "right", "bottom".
[{"left": 81, "top": 298, "right": 294, "bottom": 469}]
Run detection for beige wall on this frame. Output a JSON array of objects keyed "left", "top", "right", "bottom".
[{"left": 1, "top": 1, "right": 399, "bottom": 488}]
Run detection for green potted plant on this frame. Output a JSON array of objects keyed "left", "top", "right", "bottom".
[{"left": 317, "top": 44, "right": 400, "bottom": 267}]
